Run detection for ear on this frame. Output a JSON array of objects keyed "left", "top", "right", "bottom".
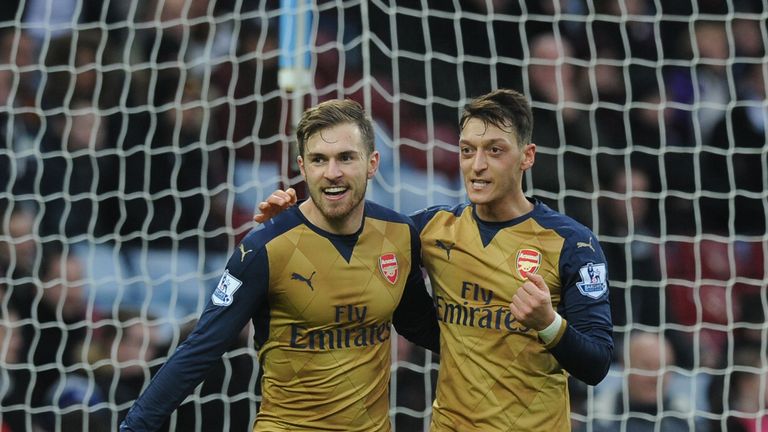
[
  {"left": 367, "top": 150, "right": 380, "bottom": 180},
  {"left": 521, "top": 143, "right": 536, "bottom": 171},
  {"left": 297, "top": 155, "right": 306, "bottom": 177}
]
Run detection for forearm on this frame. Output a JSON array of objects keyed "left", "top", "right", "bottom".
[{"left": 547, "top": 322, "right": 613, "bottom": 386}]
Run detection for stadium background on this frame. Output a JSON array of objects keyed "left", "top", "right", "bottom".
[{"left": 0, "top": 0, "right": 766, "bottom": 431}]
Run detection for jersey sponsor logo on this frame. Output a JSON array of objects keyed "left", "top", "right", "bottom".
[
  {"left": 290, "top": 320, "right": 392, "bottom": 349},
  {"left": 212, "top": 269, "right": 243, "bottom": 306},
  {"left": 576, "top": 237, "right": 595, "bottom": 252},
  {"left": 435, "top": 295, "right": 531, "bottom": 334},
  {"left": 239, "top": 243, "right": 253, "bottom": 262},
  {"left": 515, "top": 248, "right": 541, "bottom": 279},
  {"left": 379, "top": 253, "right": 399, "bottom": 285},
  {"left": 576, "top": 263, "right": 608, "bottom": 299},
  {"left": 291, "top": 271, "right": 316, "bottom": 291},
  {"left": 435, "top": 240, "right": 455, "bottom": 259}
]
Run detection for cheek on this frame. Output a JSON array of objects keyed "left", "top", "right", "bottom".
[{"left": 459, "top": 158, "right": 473, "bottom": 172}]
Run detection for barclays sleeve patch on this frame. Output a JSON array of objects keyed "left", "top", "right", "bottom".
[
  {"left": 576, "top": 263, "right": 608, "bottom": 299},
  {"left": 212, "top": 269, "right": 243, "bottom": 306}
]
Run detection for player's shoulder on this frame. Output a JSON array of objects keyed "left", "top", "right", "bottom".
[
  {"left": 364, "top": 200, "right": 417, "bottom": 226},
  {"left": 530, "top": 198, "right": 596, "bottom": 240},
  {"left": 409, "top": 202, "right": 470, "bottom": 230},
  {"left": 240, "top": 207, "right": 305, "bottom": 252}
]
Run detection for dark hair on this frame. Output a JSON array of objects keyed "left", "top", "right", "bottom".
[
  {"left": 459, "top": 89, "right": 533, "bottom": 148},
  {"left": 295, "top": 99, "right": 375, "bottom": 156}
]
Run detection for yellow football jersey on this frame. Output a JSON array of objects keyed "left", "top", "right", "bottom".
[
  {"left": 412, "top": 200, "right": 612, "bottom": 432},
  {"left": 119, "top": 201, "right": 439, "bottom": 432}
]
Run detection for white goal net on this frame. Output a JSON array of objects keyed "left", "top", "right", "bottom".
[{"left": 0, "top": 0, "right": 766, "bottom": 431}]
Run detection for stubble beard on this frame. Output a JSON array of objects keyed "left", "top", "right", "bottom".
[{"left": 309, "top": 183, "right": 367, "bottom": 223}]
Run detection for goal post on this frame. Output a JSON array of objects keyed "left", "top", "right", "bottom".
[{"left": 0, "top": 1, "right": 766, "bottom": 431}]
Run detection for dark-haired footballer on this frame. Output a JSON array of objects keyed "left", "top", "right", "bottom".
[
  {"left": 120, "top": 99, "right": 439, "bottom": 432},
  {"left": 419, "top": 89, "right": 613, "bottom": 431}
]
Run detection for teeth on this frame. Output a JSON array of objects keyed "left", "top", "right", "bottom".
[{"left": 324, "top": 187, "right": 346, "bottom": 194}]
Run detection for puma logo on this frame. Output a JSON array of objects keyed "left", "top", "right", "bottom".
[
  {"left": 291, "top": 271, "right": 316, "bottom": 291},
  {"left": 576, "top": 237, "right": 595, "bottom": 252},
  {"left": 239, "top": 244, "right": 254, "bottom": 262},
  {"left": 435, "top": 240, "right": 455, "bottom": 259}
]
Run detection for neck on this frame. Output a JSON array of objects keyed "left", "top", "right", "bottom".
[
  {"left": 475, "top": 196, "right": 534, "bottom": 222},
  {"left": 299, "top": 200, "right": 364, "bottom": 235}
]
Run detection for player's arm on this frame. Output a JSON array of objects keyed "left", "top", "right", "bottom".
[
  {"left": 509, "top": 234, "right": 613, "bottom": 385},
  {"left": 392, "top": 224, "right": 440, "bottom": 353},
  {"left": 547, "top": 234, "right": 613, "bottom": 386},
  {"left": 119, "top": 245, "right": 268, "bottom": 431}
]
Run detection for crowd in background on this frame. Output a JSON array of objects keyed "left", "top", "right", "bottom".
[{"left": 0, "top": 0, "right": 766, "bottom": 431}]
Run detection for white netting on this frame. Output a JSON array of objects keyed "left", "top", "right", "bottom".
[{"left": 0, "top": 1, "right": 766, "bottom": 431}]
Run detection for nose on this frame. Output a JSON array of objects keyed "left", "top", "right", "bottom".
[
  {"left": 324, "top": 158, "right": 343, "bottom": 180},
  {"left": 471, "top": 151, "right": 487, "bottom": 172}
]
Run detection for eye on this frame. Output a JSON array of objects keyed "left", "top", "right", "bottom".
[
  {"left": 489, "top": 147, "right": 503, "bottom": 154},
  {"left": 460, "top": 146, "right": 474, "bottom": 155}
]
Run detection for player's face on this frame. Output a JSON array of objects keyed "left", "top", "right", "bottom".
[
  {"left": 298, "top": 122, "right": 379, "bottom": 231},
  {"left": 459, "top": 117, "right": 534, "bottom": 221}
]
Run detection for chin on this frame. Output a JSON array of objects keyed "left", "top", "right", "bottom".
[{"left": 467, "top": 192, "right": 489, "bottom": 205}]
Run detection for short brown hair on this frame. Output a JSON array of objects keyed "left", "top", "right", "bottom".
[
  {"left": 295, "top": 99, "right": 375, "bottom": 156},
  {"left": 459, "top": 89, "right": 533, "bottom": 148}
]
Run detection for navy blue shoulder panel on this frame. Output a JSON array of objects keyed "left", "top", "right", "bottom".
[
  {"left": 527, "top": 199, "right": 608, "bottom": 282},
  {"left": 527, "top": 199, "right": 595, "bottom": 247},
  {"left": 409, "top": 202, "right": 471, "bottom": 232},
  {"left": 239, "top": 206, "right": 306, "bottom": 255},
  {"left": 364, "top": 200, "right": 416, "bottom": 224}
]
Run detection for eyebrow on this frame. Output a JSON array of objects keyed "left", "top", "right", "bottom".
[
  {"left": 305, "top": 150, "right": 362, "bottom": 158},
  {"left": 459, "top": 137, "right": 509, "bottom": 146}
]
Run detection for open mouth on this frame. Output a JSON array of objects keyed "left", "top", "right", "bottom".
[{"left": 323, "top": 186, "right": 348, "bottom": 196}]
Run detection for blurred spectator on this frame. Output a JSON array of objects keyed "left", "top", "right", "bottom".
[
  {"left": 590, "top": 0, "right": 660, "bottom": 95},
  {"left": 622, "top": 88, "right": 703, "bottom": 234},
  {"left": 667, "top": 20, "right": 730, "bottom": 145},
  {"left": 119, "top": 74, "right": 228, "bottom": 322},
  {"left": 0, "top": 205, "right": 37, "bottom": 279},
  {"left": 0, "top": 205, "right": 39, "bottom": 319},
  {"left": 526, "top": 32, "right": 594, "bottom": 225},
  {"left": 708, "top": 345, "right": 767, "bottom": 432},
  {"left": 702, "top": 62, "right": 766, "bottom": 235},
  {"left": 0, "top": 28, "right": 42, "bottom": 209},
  {"left": 212, "top": 19, "right": 284, "bottom": 219},
  {"left": 665, "top": 239, "right": 763, "bottom": 370},
  {"left": 136, "top": 0, "right": 234, "bottom": 99},
  {"left": 90, "top": 309, "right": 163, "bottom": 428},
  {"left": 594, "top": 331, "right": 693, "bottom": 432},
  {"left": 0, "top": 299, "right": 26, "bottom": 432},
  {"left": 522, "top": 0, "right": 589, "bottom": 60},
  {"left": 729, "top": 2, "right": 766, "bottom": 80},
  {"left": 20, "top": 243, "right": 89, "bottom": 417},
  {"left": 662, "top": 20, "right": 731, "bottom": 235},
  {"left": 598, "top": 167, "right": 662, "bottom": 344},
  {"left": 42, "top": 374, "right": 109, "bottom": 432},
  {"left": 41, "top": 29, "right": 124, "bottom": 111},
  {"left": 38, "top": 98, "right": 115, "bottom": 238}
]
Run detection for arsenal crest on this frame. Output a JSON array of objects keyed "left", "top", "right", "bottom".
[
  {"left": 515, "top": 248, "right": 541, "bottom": 279},
  {"left": 379, "top": 253, "right": 399, "bottom": 285}
]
